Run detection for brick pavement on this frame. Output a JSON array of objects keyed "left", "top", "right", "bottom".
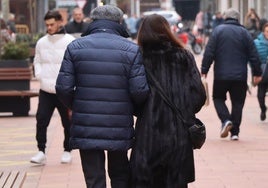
[{"left": 0, "top": 53, "right": 268, "bottom": 188}]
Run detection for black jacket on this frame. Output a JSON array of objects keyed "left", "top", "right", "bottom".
[
  {"left": 201, "top": 18, "right": 262, "bottom": 80},
  {"left": 131, "top": 43, "right": 206, "bottom": 187},
  {"left": 56, "top": 20, "right": 149, "bottom": 151},
  {"left": 65, "top": 21, "right": 90, "bottom": 34}
]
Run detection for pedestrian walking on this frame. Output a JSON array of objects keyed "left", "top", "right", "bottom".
[
  {"left": 212, "top": 11, "right": 224, "bottom": 29},
  {"left": 244, "top": 8, "right": 260, "bottom": 39},
  {"left": 201, "top": 8, "right": 262, "bottom": 141},
  {"left": 56, "top": 5, "right": 149, "bottom": 188},
  {"left": 125, "top": 14, "right": 138, "bottom": 39},
  {"left": 254, "top": 23, "right": 268, "bottom": 121},
  {"left": 30, "top": 10, "right": 75, "bottom": 164},
  {"left": 130, "top": 14, "right": 206, "bottom": 188},
  {"left": 194, "top": 10, "right": 204, "bottom": 37},
  {"left": 0, "top": 18, "right": 12, "bottom": 49},
  {"left": 65, "top": 7, "right": 90, "bottom": 37},
  {"left": 203, "top": 8, "right": 213, "bottom": 37}
]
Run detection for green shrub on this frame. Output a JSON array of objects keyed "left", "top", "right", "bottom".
[{"left": 1, "top": 42, "right": 30, "bottom": 60}]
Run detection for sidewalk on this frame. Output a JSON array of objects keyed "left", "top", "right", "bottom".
[
  {"left": 0, "top": 80, "right": 85, "bottom": 188},
  {"left": 0, "top": 54, "right": 268, "bottom": 188},
  {"left": 190, "top": 55, "right": 268, "bottom": 188}
]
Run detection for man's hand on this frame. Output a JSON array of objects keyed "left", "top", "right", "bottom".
[
  {"left": 252, "top": 76, "right": 262, "bottom": 86},
  {"left": 68, "top": 109, "right": 72, "bottom": 120}
]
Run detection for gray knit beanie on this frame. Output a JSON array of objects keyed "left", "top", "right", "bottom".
[
  {"left": 90, "top": 5, "right": 123, "bottom": 22},
  {"left": 224, "top": 8, "right": 240, "bottom": 20}
]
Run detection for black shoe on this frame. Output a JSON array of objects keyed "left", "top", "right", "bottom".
[{"left": 261, "top": 111, "right": 266, "bottom": 121}]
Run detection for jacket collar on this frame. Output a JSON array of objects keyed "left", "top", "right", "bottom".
[
  {"left": 224, "top": 18, "right": 244, "bottom": 27},
  {"left": 81, "top": 19, "right": 129, "bottom": 38},
  {"left": 47, "top": 26, "right": 66, "bottom": 35}
]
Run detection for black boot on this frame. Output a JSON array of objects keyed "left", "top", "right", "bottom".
[{"left": 261, "top": 110, "right": 266, "bottom": 121}]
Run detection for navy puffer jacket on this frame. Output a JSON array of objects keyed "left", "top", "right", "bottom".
[
  {"left": 56, "top": 20, "right": 149, "bottom": 151},
  {"left": 201, "top": 18, "right": 262, "bottom": 80}
]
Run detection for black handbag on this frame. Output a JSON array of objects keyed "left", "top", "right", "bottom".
[
  {"left": 188, "top": 118, "right": 206, "bottom": 149},
  {"left": 146, "top": 70, "right": 206, "bottom": 149}
]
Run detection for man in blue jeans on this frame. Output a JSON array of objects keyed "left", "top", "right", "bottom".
[{"left": 201, "top": 8, "right": 262, "bottom": 140}]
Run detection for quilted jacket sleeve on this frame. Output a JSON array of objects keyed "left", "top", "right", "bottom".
[
  {"left": 55, "top": 47, "right": 75, "bottom": 109},
  {"left": 129, "top": 50, "right": 149, "bottom": 106},
  {"left": 128, "top": 50, "right": 149, "bottom": 117}
]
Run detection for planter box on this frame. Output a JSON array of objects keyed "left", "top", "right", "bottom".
[
  {"left": 0, "top": 59, "right": 34, "bottom": 116},
  {"left": 0, "top": 60, "right": 31, "bottom": 91}
]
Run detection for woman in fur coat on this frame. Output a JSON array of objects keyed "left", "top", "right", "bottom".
[{"left": 130, "top": 14, "right": 206, "bottom": 188}]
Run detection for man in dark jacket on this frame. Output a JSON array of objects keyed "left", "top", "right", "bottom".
[
  {"left": 64, "top": 7, "right": 90, "bottom": 37},
  {"left": 56, "top": 5, "right": 149, "bottom": 188},
  {"left": 201, "top": 8, "right": 262, "bottom": 141}
]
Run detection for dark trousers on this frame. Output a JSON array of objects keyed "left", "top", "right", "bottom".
[
  {"left": 36, "top": 89, "right": 71, "bottom": 152},
  {"left": 213, "top": 80, "right": 247, "bottom": 136},
  {"left": 257, "top": 82, "right": 268, "bottom": 112},
  {"left": 79, "top": 149, "right": 130, "bottom": 188}
]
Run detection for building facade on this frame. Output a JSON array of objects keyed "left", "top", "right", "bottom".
[
  {"left": 200, "top": 0, "right": 268, "bottom": 24},
  {"left": 1, "top": 0, "right": 268, "bottom": 33}
]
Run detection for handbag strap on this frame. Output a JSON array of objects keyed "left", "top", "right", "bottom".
[{"left": 146, "top": 70, "right": 188, "bottom": 129}]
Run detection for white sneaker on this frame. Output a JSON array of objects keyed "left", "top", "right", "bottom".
[
  {"left": 30, "top": 151, "right": 46, "bottom": 164},
  {"left": 61, "top": 151, "right": 72, "bottom": 163},
  {"left": 231, "top": 135, "right": 239, "bottom": 141}
]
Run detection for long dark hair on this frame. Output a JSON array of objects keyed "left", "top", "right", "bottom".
[{"left": 137, "top": 14, "right": 184, "bottom": 49}]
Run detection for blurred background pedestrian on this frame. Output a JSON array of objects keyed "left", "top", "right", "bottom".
[
  {"left": 0, "top": 18, "right": 12, "bottom": 57},
  {"left": 65, "top": 7, "right": 90, "bottom": 37},
  {"left": 212, "top": 11, "right": 224, "bottom": 29},
  {"left": 244, "top": 8, "right": 260, "bottom": 39},
  {"left": 201, "top": 8, "right": 262, "bottom": 141},
  {"left": 254, "top": 23, "right": 268, "bottom": 121}
]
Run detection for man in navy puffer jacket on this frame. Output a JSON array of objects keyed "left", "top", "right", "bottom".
[
  {"left": 56, "top": 5, "right": 149, "bottom": 188},
  {"left": 201, "top": 8, "right": 262, "bottom": 141}
]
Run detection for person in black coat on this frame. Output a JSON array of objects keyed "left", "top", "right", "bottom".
[
  {"left": 65, "top": 7, "right": 90, "bottom": 37},
  {"left": 130, "top": 14, "right": 206, "bottom": 188},
  {"left": 56, "top": 5, "right": 149, "bottom": 188},
  {"left": 201, "top": 8, "right": 262, "bottom": 141},
  {"left": 212, "top": 11, "right": 224, "bottom": 29}
]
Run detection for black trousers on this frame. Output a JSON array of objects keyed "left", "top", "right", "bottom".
[
  {"left": 35, "top": 89, "right": 71, "bottom": 152},
  {"left": 213, "top": 80, "right": 247, "bottom": 136},
  {"left": 257, "top": 82, "right": 268, "bottom": 112},
  {"left": 79, "top": 149, "right": 130, "bottom": 188}
]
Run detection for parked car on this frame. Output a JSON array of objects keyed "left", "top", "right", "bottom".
[{"left": 142, "top": 10, "right": 182, "bottom": 25}]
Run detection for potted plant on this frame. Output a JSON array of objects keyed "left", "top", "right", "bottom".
[
  {"left": 15, "top": 33, "right": 44, "bottom": 61},
  {"left": 0, "top": 42, "right": 30, "bottom": 67}
]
